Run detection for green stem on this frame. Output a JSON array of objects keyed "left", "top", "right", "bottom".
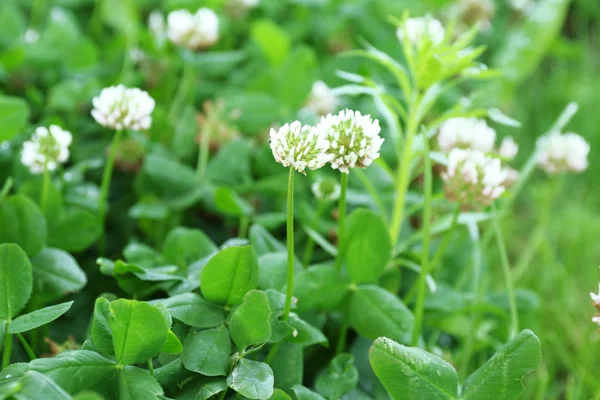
[
  {"left": 335, "top": 173, "right": 349, "bottom": 271},
  {"left": 0, "top": 178, "right": 13, "bottom": 203},
  {"left": 430, "top": 206, "right": 460, "bottom": 272},
  {"left": 239, "top": 216, "right": 249, "bottom": 239},
  {"left": 148, "top": 359, "right": 155, "bottom": 376},
  {"left": 265, "top": 343, "right": 280, "bottom": 365},
  {"left": 303, "top": 201, "right": 325, "bottom": 267},
  {"left": 2, "top": 330, "right": 12, "bottom": 369},
  {"left": 169, "top": 61, "right": 194, "bottom": 124},
  {"left": 98, "top": 129, "right": 123, "bottom": 227},
  {"left": 282, "top": 167, "right": 295, "bottom": 321},
  {"left": 196, "top": 122, "right": 212, "bottom": 181},
  {"left": 40, "top": 164, "right": 50, "bottom": 213},
  {"left": 336, "top": 320, "right": 350, "bottom": 355},
  {"left": 389, "top": 105, "right": 419, "bottom": 245},
  {"left": 16, "top": 333, "right": 36, "bottom": 361},
  {"left": 492, "top": 203, "right": 519, "bottom": 339},
  {"left": 411, "top": 135, "right": 432, "bottom": 347}
]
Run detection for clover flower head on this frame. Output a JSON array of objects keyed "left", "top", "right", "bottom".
[
  {"left": 397, "top": 16, "right": 445, "bottom": 47},
  {"left": 167, "top": 8, "right": 219, "bottom": 50},
  {"left": 442, "top": 149, "right": 508, "bottom": 210},
  {"left": 317, "top": 109, "right": 383, "bottom": 174},
  {"left": 270, "top": 121, "right": 331, "bottom": 174},
  {"left": 499, "top": 136, "right": 518, "bottom": 160},
  {"left": 148, "top": 11, "right": 166, "bottom": 43},
  {"left": 311, "top": 177, "right": 341, "bottom": 203},
  {"left": 591, "top": 284, "right": 600, "bottom": 309},
  {"left": 593, "top": 316, "right": 600, "bottom": 327},
  {"left": 537, "top": 132, "right": 590, "bottom": 174},
  {"left": 305, "top": 81, "right": 339, "bottom": 117},
  {"left": 91, "top": 85, "right": 155, "bottom": 131},
  {"left": 438, "top": 117, "right": 496, "bottom": 153},
  {"left": 21, "top": 125, "right": 72, "bottom": 174}
]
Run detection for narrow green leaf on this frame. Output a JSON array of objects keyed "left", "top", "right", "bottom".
[
  {"left": 182, "top": 325, "right": 232, "bottom": 377},
  {"left": 369, "top": 337, "right": 458, "bottom": 400},
  {"left": 200, "top": 245, "right": 259, "bottom": 306},
  {"left": 229, "top": 290, "right": 272, "bottom": 350},
  {"left": 227, "top": 359, "right": 274, "bottom": 400},
  {"left": 0, "top": 243, "right": 32, "bottom": 320},
  {"left": 9, "top": 301, "right": 73, "bottom": 334}
]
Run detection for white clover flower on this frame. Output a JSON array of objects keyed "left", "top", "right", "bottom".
[
  {"left": 23, "top": 28, "right": 40, "bottom": 44},
  {"left": 438, "top": 118, "right": 496, "bottom": 153},
  {"left": 499, "top": 137, "right": 519, "bottom": 160},
  {"left": 21, "top": 125, "right": 72, "bottom": 174},
  {"left": 270, "top": 121, "right": 331, "bottom": 174},
  {"left": 397, "top": 16, "right": 445, "bottom": 47},
  {"left": 91, "top": 85, "right": 155, "bottom": 131},
  {"left": 443, "top": 149, "right": 508, "bottom": 210},
  {"left": 311, "top": 177, "right": 341, "bottom": 203},
  {"left": 537, "top": 132, "right": 590, "bottom": 174},
  {"left": 593, "top": 316, "right": 600, "bottom": 327},
  {"left": 317, "top": 109, "right": 383, "bottom": 174},
  {"left": 148, "top": 11, "right": 167, "bottom": 44},
  {"left": 305, "top": 81, "right": 339, "bottom": 117},
  {"left": 167, "top": 8, "right": 219, "bottom": 50},
  {"left": 591, "top": 284, "right": 600, "bottom": 309}
]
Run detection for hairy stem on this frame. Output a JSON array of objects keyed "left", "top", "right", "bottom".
[
  {"left": 2, "top": 330, "right": 12, "bottom": 369},
  {"left": 40, "top": 164, "right": 50, "bottom": 213},
  {"left": 17, "top": 333, "right": 36, "bottom": 361},
  {"left": 335, "top": 172, "right": 349, "bottom": 271},
  {"left": 283, "top": 167, "right": 295, "bottom": 321}
]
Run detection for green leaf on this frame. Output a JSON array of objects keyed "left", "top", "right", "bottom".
[
  {"left": 249, "top": 225, "right": 286, "bottom": 256},
  {"left": 315, "top": 354, "right": 359, "bottom": 399},
  {"left": 266, "top": 290, "right": 294, "bottom": 343},
  {"left": 461, "top": 330, "right": 542, "bottom": 400},
  {"left": 288, "top": 315, "right": 328, "bottom": 347},
  {"left": 155, "top": 293, "right": 226, "bottom": 328},
  {"left": 31, "top": 248, "right": 86, "bottom": 304},
  {"left": 0, "top": 95, "right": 30, "bottom": 142},
  {"left": 29, "top": 350, "right": 119, "bottom": 394},
  {"left": 369, "top": 337, "right": 458, "bottom": 400},
  {"left": 49, "top": 209, "right": 102, "bottom": 252},
  {"left": 200, "top": 245, "right": 259, "bottom": 306},
  {"left": 154, "top": 357, "right": 193, "bottom": 389},
  {"left": 250, "top": 20, "right": 291, "bottom": 67},
  {"left": 162, "top": 330, "right": 183, "bottom": 355},
  {"left": 350, "top": 285, "right": 414, "bottom": 344},
  {"left": 9, "top": 301, "right": 73, "bottom": 334},
  {"left": 0, "top": 318, "right": 5, "bottom": 351},
  {"left": 13, "top": 371, "right": 71, "bottom": 400},
  {"left": 178, "top": 376, "right": 228, "bottom": 400},
  {"left": 270, "top": 389, "right": 292, "bottom": 400},
  {"left": 229, "top": 290, "right": 272, "bottom": 350},
  {"left": 271, "top": 343, "right": 303, "bottom": 390},
  {"left": 258, "top": 253, "right": 288, "bottom": 291},
  {"left": 143, "top": 152, "right": 198, "bottom": 196},
  {"left": 227, "top": 359, "right": 274, "bottom": 400},
  {"left": 0, "top": 195, "right": 47, "bottom": 257},
  {"left": 108, "top": 299, "right": 169, "bottom": 365},
  {"left": 294, "top": 265, "right": 349, "bottom": 312},
  {"left": 182, "top": 325, "right": 232, "bottom": 377},
  {"left": 91, "top": 297, "right": 115, "bottom": 357},
  {"left": 162, "top": 227, "right": 217, "bottom": 271},
  {"left": 119, "top": 366, "right": 164, "bottom": 400},
  {"left": 213, "top": 187, "right": 253, "bottom": 217},
  {"left": 0, "top": 243, "right": 32, "bottom": 320},
  {"left": 344, "top": 209, "right": 392, "bottom": 284},
  {"left": 292, "top": 385, "right": 326, "bottom": 400},
  {"left": 275, "top": 46, "right": 317, "bottom": 110}
]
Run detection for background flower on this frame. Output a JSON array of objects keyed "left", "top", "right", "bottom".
[
  {"left": 91, "top": 85, "right": 155, "bottom": 131},
  {"left": 167, "top": 8, "right": 219, "bottom": 50},
  {"left": 397, "top": 16, "right": 445, "bottom": 47},
  {"left": 21, "top": 125, "right": 72, "bottom": 174},
  {"left": 438, "top": 117, "right": 496, "bottom": 153},
  {"left": 270, "top": 121, "right": 331, "bottom": 173},
  {"left": 305, "top": 81, "right": 339, "bottom": 117},
  {"left": 537, "top": 132, "right": 590, "bottom": 174}
]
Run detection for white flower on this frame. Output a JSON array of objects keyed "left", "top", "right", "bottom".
[
  {"left": 23, "top": 28, "right": 39, "bottom": 44},
  {"left": 537, "top": 132, "right": 590, "bottom": 174},
  {"left": 305, "top": 81, "right": 339, "bottom": 117},
  {"left": 443, "top": 149, "right": 508, "bottom": 210},
  {"left": 148, "top": 11, "right": 166, "bottom": 44},
  {"left": 270, "top": 121, "right": 331, "bottom": 174},
  {"left": 21, "top": 125, "right": 72, "bottom": 174},
  {"left": 499, "top": 137, "right": 519, "bottom": 160},
  {"left": 317, "top": 109, "right": 383, "bottom": 174},
  {"left": 91, "top": 85, "right": 155, "bottom": 131},
  {"left": 397, "top": 16, "right": 445, "bottom": 47},
  {"left": 311, "top": 177, "right": 341, "bottom": 202},
  {"left": 438, "top": 118, "right": 496, "bottom": 153},
  {"left": 593, "top": 316, "right": 600, "bottom": 327},
  {"left": 591, "top": 284, "right": 600, "bottom": 308},
  {"left": 167, "top": 8, "right": 219, "bottom": 50}
]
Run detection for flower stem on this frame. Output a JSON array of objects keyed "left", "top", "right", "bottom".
[
  {"left": 492, "top": 203, "right": 519, "bottom": 339},
  {"left": 335, "top": 172, "right": 349, "bottom": 271},
  {"left": 40, "top": 164, "right": 50, "bottom": 213},
  {"left": 148, "top": 359, "right": 155, "bottom": 376},
  {"left": 411, "top": 137, "right": 433, "bottom": 347},
  {"left": 282, "top": 167, "right": 295, "bottom": 322},
  {"left": 16, "top": 333, "right": 36, "bottom": 361},
  {"left": 389, "top": 105, "right": 419, "bottom": 246},
  {"left": 169, "top": 61, "right": 194, "bottom": 124},
  {"left": 98, "top": 129, "right": 123, "bottom": 227},
  {"left": 430, "top": 206, "right": 460, "bottom": 272},
  {"left": 335, "top": 320, "right": 350, "bottom": 354},
  {"left": 196, "top": 122, "right": 212, "bottom": 182},
  {"left": 303, "top": 201, "right": 325, "bottom": 268},
  {"left": 2, "top": 330, "right": 12, "bottom": 369},
  {"left": 0, "top": 178, "right": 13, "bottom": 203},
  {"left": 239, "top": 216, "right": 249, "bottom": 239},
  {"left": 265, "top": 343, "right": 280, "bottom": 365}
]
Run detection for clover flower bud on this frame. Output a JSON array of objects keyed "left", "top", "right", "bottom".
[
  {"left": 438, "top": 118, "right": 496, "bottom": 153},
  {"left": 91, "top": 85, "right": 155, "bottom": 131},
  {"left": 270, "top": 121, "right": 331, "bottom": 174},
  {"left": 167, "top": 8, "right": 219, "bottom": 50},
  {"left": 442, "top": 149, "right": 507, "bottom": 210},
  {"left": 537, "top": 132, "right": 590, "bottom": 174},
  {"left": 21, "top": 125, "right": 72, "bottom": 174},
  {"left": 317, "top": 109, "right": 383, "bottom": 174},
  {"left": 305, "top": 81, "right": 339, "bottom": 117},
  {"left": 397, "top": 16, "right": 445, "bottom": 47},
  {"left": 311, "top": 177, "right": 341, "bottom": 203},
  {"left": 499, "top": 137, "right": 518, "bottom": 160}
]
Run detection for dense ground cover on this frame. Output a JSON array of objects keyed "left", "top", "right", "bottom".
[{"left": 0, "top": 0, "right": 599, "bottom": 399}]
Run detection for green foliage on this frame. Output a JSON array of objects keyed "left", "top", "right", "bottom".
[
  {"left": 183, "top": 325, "right": 232, "bottom": 376},
  {"left": 229, "top": 290, "right": 272, "bottom": 351},
  {"left": 0, "top": 243, "right": 32, "bottom": 320},
  {"left": 0, "top": 195, "right": 47, "bottom": 257},
  {"left": 227, "top": 358, "right": 275, "bottom": 400},
  {"left": 8, "top": 301, "right": 73, "bottom": 334},
  {"left": 315, "top": 354, "right": 359, "bottom": 399}
]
